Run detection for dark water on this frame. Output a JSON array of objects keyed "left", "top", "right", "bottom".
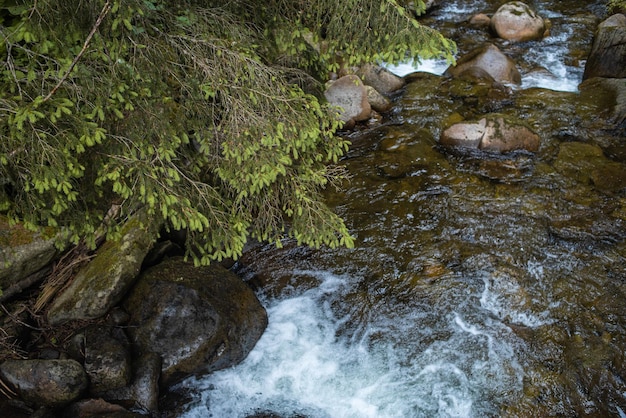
[{"left": 179, "top": 1, "right": 626, "bottom": 417}]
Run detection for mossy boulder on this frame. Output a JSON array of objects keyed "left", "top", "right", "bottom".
[
  {"left": 47, "top": 212, "right": 161, "bottom": 325},
  {"left": 0, "top": 217, "right": 58, "bottom": 292}
]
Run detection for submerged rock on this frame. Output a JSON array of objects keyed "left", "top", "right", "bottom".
[
  {"left": 123, "top": 257, "right": 267, "bottom": 385},
  {"left": 440, "top": 115, "right": 540, "bottom": 153},
  {"left": 490, "top": 1, "right": 546, "bottom": 42}
]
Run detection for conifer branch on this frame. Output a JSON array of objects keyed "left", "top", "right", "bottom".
[{"left": 42, "top": 0, "right": 112, "bottom": 103}]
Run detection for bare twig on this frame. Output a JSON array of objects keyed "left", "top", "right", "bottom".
[
  {"left": 41, "top": 0, "right": 112, "bottom": 103},
  {"left": 0, "top": 266, "right": 52, "bottom": 304}
]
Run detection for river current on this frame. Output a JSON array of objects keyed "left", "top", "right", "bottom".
[{"left": 179, "top": 1, "right": 626, "bottom": 417}]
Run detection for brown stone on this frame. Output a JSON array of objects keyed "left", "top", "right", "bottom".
[
  {"left": 490, "top": 1, "right": 546, "bottom": 42},
  {"left": 440, "top": 115, "right": 540, "bottom": 153},
  {"left": 445, "top": 44, "right": 521, "bottom": 85}
]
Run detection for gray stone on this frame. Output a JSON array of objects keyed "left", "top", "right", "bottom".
[
  {"left": 357, "top": 64, "right": 405, "bottom": 95},
  {"left": 324, "top": 75, "right": 371, "bottom": 124},
  {"left": 583, "top": 14, "right": 626, "bottom": 80},
  {"left": 0, "top": 359, "right": 88, "bottom": 407},
  {"left": 365, "top": 85, "right": 392, "bottom": 113},
  {"left": 84, "top": 325, "right": 132, "bottom": 395}
]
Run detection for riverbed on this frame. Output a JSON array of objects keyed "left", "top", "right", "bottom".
[{"left": 178, "top": 1, "right": 626, "bottom": 417}]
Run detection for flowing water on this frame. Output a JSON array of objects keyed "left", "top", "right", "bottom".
[{"left": 178, "top": 1, "right": 626, "bottom": 417}]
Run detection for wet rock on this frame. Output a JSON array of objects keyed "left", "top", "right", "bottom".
[
  {"left": 356, "top": 64, "right": 405, "bottom": 95},
  {"left": 0, "top": 217, "right": 57, "bottom": 292},
  {"left": 63, "top": 399, "right": 131, "bottom": 417},
  {"left": 365, "top": 85, "right": 392, "bottom": 113},
  {"left": 100, "top": 351, "right": 161, "bottom": 413},
  {"left": 583, "top": 14, "right": 626, "bottom": 80},
  {"left": 47, "top": 210, "right": 161, "bottom": 325},
  {"left": 324, "top": 75, "right": 371, "bottom": 124},
  {"left": 83, "top": 325, "right": 131, "bottom": 395},
  {"left": 444, "top": 44, "right": 521, "bottom": 85},
  {"left": 0, "top": 359, "right": 88, "bottom": 407},
  {"left": 490, "top": 1, "right": 546, "bottom": 42},
  {"left": 129, "top": 351, "right": 161, "bottom": 412},
  {"left": 579, "top": 77, "right": 626, "bottom": 125},
  {"left": 469, "top": 13, "right": 491, "bottom": 28},
  {"left": 553, "top": 141, "right": 626, "bottom": 193},
  {"left": 123, "top": 257, "right": 267, "bottom": 385},
  {"left": 440, "top": 115, "right": 540, "bottom": 153}
]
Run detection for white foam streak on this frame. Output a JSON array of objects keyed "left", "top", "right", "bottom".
[{"left": 385, "top": 59, "right": 450, "bottom": 77}]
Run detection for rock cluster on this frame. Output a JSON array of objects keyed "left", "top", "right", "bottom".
[
  {"left": 0, "top": 215, "right": 267, "bottom": 417},
  {"left": 324, "top": 64, "right": 405, "bottom": 127}
]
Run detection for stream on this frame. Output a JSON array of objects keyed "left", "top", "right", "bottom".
[{"left": 178, "top": 1, "right": 626, "bottom": 417}]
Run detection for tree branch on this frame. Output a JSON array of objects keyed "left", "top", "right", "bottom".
[{"left": 42, "top": 0, "right": 112, "bottom": 103}]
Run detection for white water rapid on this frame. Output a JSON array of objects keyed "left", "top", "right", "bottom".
[
  {"left": 178, "top": 267, "right": 552, "bottom": 418},
  {"left": 385, "top": 2, "right": 586, "bottom": 92}
]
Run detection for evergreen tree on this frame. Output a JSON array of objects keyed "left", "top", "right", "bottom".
[{"left": 0, "top": 0, "right": 455, "bottom": 265}]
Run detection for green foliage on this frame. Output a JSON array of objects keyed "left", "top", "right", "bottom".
[
  {"left": 608, "top": 0, "right": 626, "bottom": 11},
  {"left": 0, "top": 0, "right": 454, "bottom": 264}
]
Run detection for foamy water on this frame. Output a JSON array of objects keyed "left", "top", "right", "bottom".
[
  {"left": 179, "top": 270, "right": 529, "bottom": 418},
  {"left": 385, "top": 46, "right": 581, "bottom": 93},
  {"left": 385, "top": 4, "right": 583, "bottom": 93}
]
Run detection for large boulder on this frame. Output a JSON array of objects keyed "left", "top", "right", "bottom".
[
  {"left": 123, "top": 257, "right": 267, "bottom": 385},
  {"left": 583, "top": 14, "right": 626, "bottom": 80},
  {"left": 444, "top": 44, "right": 521, "bottom": 85},
  {"left": 324, "top": 75, "right": 371, "bottom": 125},
  {"left": 441, "top": 115, "right": 540, "bottom": 153},
  {"left": 47, "top": 211, "right": 160, "bottom": 325},
  {"left": 0, "top": 359, "right": 88, "bottom": 407},
  {"left": 490, "top": 1, "right": 546, "bottom": 42}
]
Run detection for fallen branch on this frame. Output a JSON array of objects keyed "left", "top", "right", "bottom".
[{"left": 0, "top": 266, "right": 52, "bottom": 304}]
